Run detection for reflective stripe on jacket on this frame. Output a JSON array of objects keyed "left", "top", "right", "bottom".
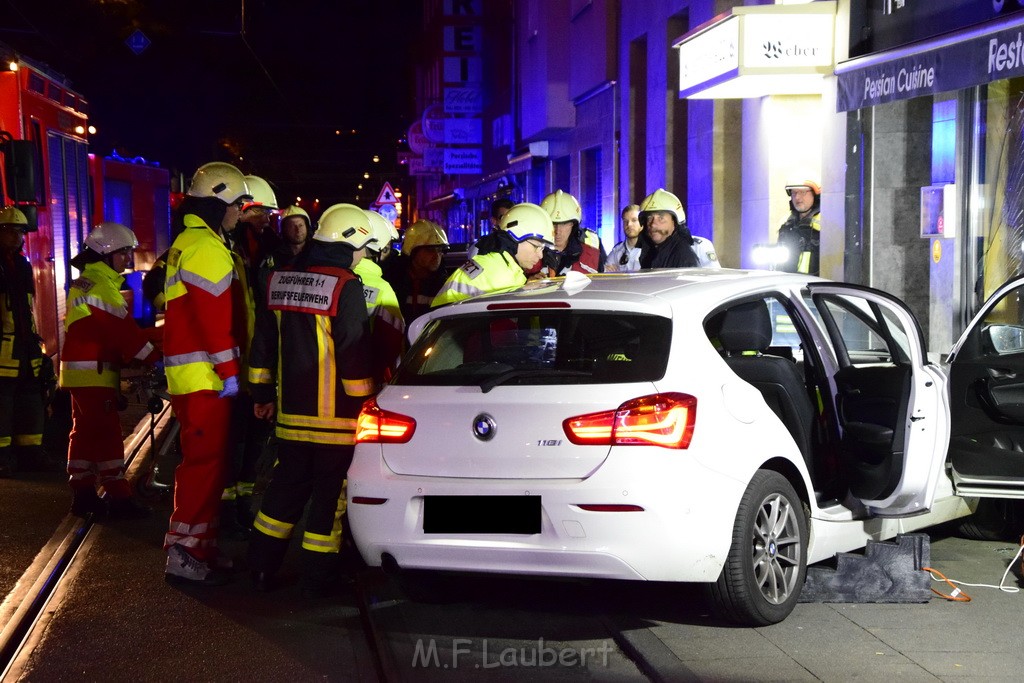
[
  {"left": 60, "top": 261, "right": 158, "bottom": 388},
  {"left": 431, "top": 252, "right": 527, "bottom": 307},
  {"left": 163, "top": 215, "right": 241, "bottom": 395}
]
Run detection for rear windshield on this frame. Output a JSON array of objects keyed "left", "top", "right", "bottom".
[{"left": 393, "top": 311, "right": 672, "bottom": 387}]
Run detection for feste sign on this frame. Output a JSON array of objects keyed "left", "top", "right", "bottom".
[{"left": 837, "top": 15, "right": 1024, "bottom": 111}]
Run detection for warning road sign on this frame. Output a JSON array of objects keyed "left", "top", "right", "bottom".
[{"left": 374, "top": 182, "right": 399, "bottom": 205}]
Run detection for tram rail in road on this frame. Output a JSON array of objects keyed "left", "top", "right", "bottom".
[{"left": 0, "top": 403, "right": 173, "bottom": 679}]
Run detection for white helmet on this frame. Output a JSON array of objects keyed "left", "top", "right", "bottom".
[
  {"left": 638, "top": 188, "right": 685, "bottom": 225},
  {"left": 540, "top": 189, "right": 582, "bottom": 224},
  {"left": 362, "top": 210, "right": 400, "bottom": 253},
  {"left": 85, "top": 222, "right": 139, "bottom": 254},
  {"left": 242, "top": 175, "right": 279, "bottom": 210},
  {"left": 315, "top": 204, "right": 376, "bottom": 249},
  {"left": 279, "top": 204, "right": 311, "bottom": 228},
  {"left": 187, "top": 162, "right": 252, "bottom": 204},
  {"left": 499, "top": 203, "right": 555, "bottom": 245}
]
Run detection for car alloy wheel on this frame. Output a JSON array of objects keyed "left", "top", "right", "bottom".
[{"left": 712, "top": 470, "right": 808, "bottom": 625}]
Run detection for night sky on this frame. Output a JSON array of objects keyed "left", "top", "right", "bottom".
[{"left": 0, "top": 0, "right": 422, "bottom": 209}]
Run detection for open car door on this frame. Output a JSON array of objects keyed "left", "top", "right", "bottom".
[
  {"left": 804, "top": 283, "right": 948, "bottom": 516},
  {"left": 947, "top": 276, "right": 1024, "bottom": 499}
]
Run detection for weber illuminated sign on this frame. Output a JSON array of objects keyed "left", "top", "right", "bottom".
[{"left": 676, "top": 3, "right": 835, "bottom": 99}]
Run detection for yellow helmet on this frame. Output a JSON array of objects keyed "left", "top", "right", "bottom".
[
  {"left": 499, "top": 202, "right": 555, "bottom": 245},
  {"left": 540, "top": 189, "right": 581, "bottom": 224},
  {"left": 186, "top": 162, "right": 252, "bottom": 204},
  {"left": 242, "top": 175, "right": 279, "bottom": 210},
  {"left": 638, "top": 188, "right": 685, "bottom": 225},
  {"left": 279, "top": 204, "right": 310, "bottom": 227},
  {"left": 0, "top": 206, "right": 29, "bottom": 229},
  {"left": 85, "top": 222, "right": 138, "bottom": 254},
  {"left": 401, "top": 219, "right": 449, "bottom": 255},
  {"left": 362, "top": 210, "right": 400, "bottom": 253},
  {"left": 314, "top": 203, "right": 376, "bottom": 249}
]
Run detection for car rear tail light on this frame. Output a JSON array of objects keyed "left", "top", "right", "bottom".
[
  {"left": 351, "top": 496, "right": 388, "bottom": 505},
  {"left": 355, "top": 398, "right": 416, "bottom": 444},
  {"left": 562, "top": 393, "right": 697, "bottom": 449}
]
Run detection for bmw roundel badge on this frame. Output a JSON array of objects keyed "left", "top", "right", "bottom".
[{"left": 473, "top": 414, "right": 497, "bottom": 441}]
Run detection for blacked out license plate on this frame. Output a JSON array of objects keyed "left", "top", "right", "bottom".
[{"left": 423, "top": 495, "right": 541, "bottom": 534}]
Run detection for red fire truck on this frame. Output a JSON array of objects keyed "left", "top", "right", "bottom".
[{"left": 0, "top": 44, "right": 170, "bottom": 365}]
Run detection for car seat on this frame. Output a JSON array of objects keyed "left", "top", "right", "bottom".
[{"left": 714, "top": 300, "right": 817, "bottom": 470}]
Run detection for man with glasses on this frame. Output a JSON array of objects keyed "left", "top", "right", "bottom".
[
  {"left": 606, "top": 203, "right": 643, "bottom": 272},
  {"left": 432, "top": 203, "right": 555, "bottom": 307}
]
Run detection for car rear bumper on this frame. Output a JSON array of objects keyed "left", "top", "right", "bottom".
[{"left": 346, "top": 447, "right": 747, "bottom": 583}]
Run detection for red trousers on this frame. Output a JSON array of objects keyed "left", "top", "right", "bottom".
[
  {"left": 164, "top": 390, "right": 232, "bottom": 561},
  {"left": 67, "top": 387, "right": 131, "bottom": 499}
]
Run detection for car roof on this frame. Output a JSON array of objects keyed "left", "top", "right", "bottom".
[{"left": 410, "top": 268, "right": 824, "bottom": 337}]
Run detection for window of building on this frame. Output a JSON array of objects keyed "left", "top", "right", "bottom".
[{"left": 581, "top": 146, "right": 601, "bottom": 232}]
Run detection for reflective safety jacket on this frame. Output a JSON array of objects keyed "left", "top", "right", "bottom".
[
  {"left": 0, "top": 250, "right": 44, "bottom": 381},
  {"left": 777, "top": 210, "right": 821, "bottom": 275},
  {"left": 60, "top": 261, "right": 159, "bottom": 388},
  {"left": 354, "top": 258, "right": 405, "bottom": 384},
  {"left": 248, "top": 264, "right": 375, "bottom": 446},
  {"left": 554, "top": 229, "right": 604, "bottom": 275},
  {"left": 163, "top": 215, "right": 243, "bottom": 395},
  {"left": 431, "top": 251, "right": 526, "bottom": 307}
]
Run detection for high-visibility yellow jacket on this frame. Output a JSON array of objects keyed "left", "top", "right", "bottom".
[
  {"left": 431, "top": 251, "right": 526, "bottom": 308},
  {"left": 60, "top": 261, "right": 159, "bottom": 389},
  {"left": 162, "top": 215, "right": 243, "bottom": 395},
  {"left": 354, "top": 258, "right": 405, "bottom": 384},
  {"left": 0, "top": 251, "right": 44, "bottom": 381}
]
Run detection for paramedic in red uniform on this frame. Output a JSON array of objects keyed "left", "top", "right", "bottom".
[
  {"left": 162, "top": 162, "right": 252, "bottom": 586},
  {"left": 60, "top": 222, "right": 160, "bottom": 518}
]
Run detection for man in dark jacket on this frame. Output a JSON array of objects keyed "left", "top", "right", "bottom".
[{"left": 776, "top": 179, "right": 821, "bottom": 276}]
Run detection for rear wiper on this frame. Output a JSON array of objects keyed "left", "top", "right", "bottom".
[{"left": 479, "top": 368, "right": 592, "bottom": 393}]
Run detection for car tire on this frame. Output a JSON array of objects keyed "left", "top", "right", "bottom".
[
  {"left": 957, "top": 498, "right": 1024, "bottom": 541},
  {"left": 711, "top": 470, "right": 808, "bottom": 626}
]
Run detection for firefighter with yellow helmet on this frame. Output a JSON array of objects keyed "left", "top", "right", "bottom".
[
  {"left": 380, "top": 218, "right": 450, "bottom": 323},
  {"left": 775, "top": 179, "right": 821, "bottom": 275},
  {"left": 61, "top": 222, "right": 160, "bottom": 518},
  {"left": 432, "top": 203, "right": 554, "bottom": 307},
  {"left": 247, "top": 203, "right": 376, "bottom": 597},
  {"left": 162, "top": 161, "right": 252, "bottom": 586},
  {"left": 357, "top": 210, "right": 405, "bottom": 384},
  {"left": 540, "top": 189, "right": 606, "bottom": 275},
  {"left": 0, "top": 206, "right": 49, "bottom": 478}
]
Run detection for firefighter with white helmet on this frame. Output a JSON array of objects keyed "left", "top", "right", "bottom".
[
  {"left": 163, "top": 161, "right": 252, "bottom": 585},
  {"left": 0, "top": 206, "right": 49, "bottom": 478},
  {"left": 433, "top": 202, "right": 554, "bottom": 307},
  {"left": 637, "top": 188, "right": 720, "bottom": 269},
  {"left": 775, "top": 178, "right": 822, "bottom": 275},
  {"left": 381, "top": 218, "right": 450, "bottom": 323},
  {"left": 540, "top": 189, "right": 607, "bottom": 275},
  {"left": 247, "top": 202, "right": 375, "bottom": 597},
  {"left": 356, "top": 210, "right": 405, "bottom": 384},
  {"left": 61, "top": 222, "right": 160, "bottom": 518}
]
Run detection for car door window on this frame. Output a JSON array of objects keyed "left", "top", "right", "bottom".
[{"left": 814, "top": 294, "right": 911, "bottom": 368}]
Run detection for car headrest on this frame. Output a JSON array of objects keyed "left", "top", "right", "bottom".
[{"left": 717, "top": 301, "right": 772, "bottom": 354}]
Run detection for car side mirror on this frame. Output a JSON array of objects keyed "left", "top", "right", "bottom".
[{"left": 983, "top": 324, "right": 1024, "bottom": 355}]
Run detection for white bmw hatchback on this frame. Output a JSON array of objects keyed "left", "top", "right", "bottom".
[{"left": 347, "top": 269, "right": 1024, "bottom": 625}]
